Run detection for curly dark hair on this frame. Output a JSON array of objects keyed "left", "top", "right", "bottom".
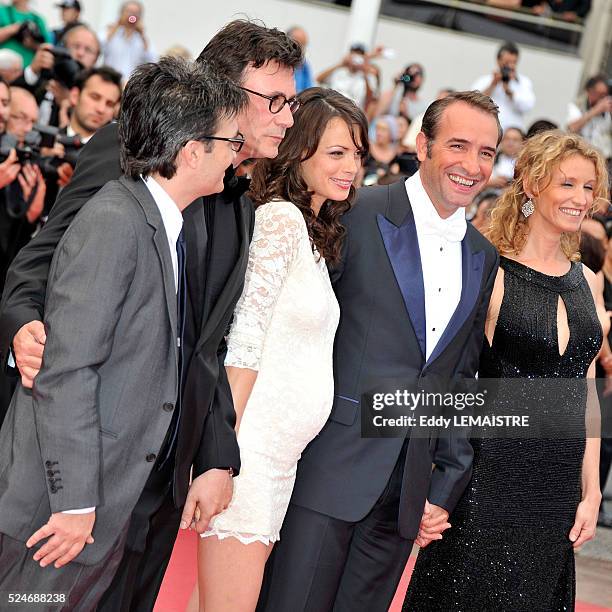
[{"left": 249, "top": 87, "right": 369, "bottom": 266}]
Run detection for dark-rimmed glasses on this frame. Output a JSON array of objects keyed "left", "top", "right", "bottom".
[
  {"left": 240, "top": 86, "right": 300, "bottom": 114},
  {"left": 202, "top": 132, "right": 245, "bottom": 153}
]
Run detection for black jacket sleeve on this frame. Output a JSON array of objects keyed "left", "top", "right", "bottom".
[
  {"left": 0, "top": 122, "right": 121, "bottom": 367},
  {"left": 192, "top": 341, "right": 241, "bottom": 478}
]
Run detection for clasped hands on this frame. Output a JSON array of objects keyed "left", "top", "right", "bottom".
[
  {"left": 180, "top": 469, "right": 234, "bottom": 534},
  {"left": 415, "top": 500, "right": 451, "bottom": 549}
]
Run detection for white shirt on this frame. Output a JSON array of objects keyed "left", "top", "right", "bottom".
[
  {"left": 100, "top": 26, "right": 157, "bottom": 80},
  {"left": 62, "top": 175, "right": 182, "bottom": 515},
  {"left": 471, "top": 72, "right": 535, "bottom": 130},
  {"left": 66, "top": 125, "right": 92, "bottom": 144},
  {"left": 406, "top": 171, "right": 465, "bottom": 360},
  {"left": 143, "top": 176, "right": 183, "bottom": 291},
  {"left": 566, "top": 101, "right": 611, "bottom": 159},
  {"left": 492, "top": 153, "right": 516, "bottom": 181},
  {"left": 327, "top": 68, "right": 377, "bottom": 109}
]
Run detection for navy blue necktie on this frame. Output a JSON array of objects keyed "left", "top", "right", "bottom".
[{"left": 158, "top": 228, "right": 187, "bottom": 468}]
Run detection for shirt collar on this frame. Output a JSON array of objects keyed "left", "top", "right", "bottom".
[
  {"left": 142, "top": 175, "right": 183, "bottom": 246},
  {"left": 405, "top": 170, "right": 466, "bottom": 242},
  {"left": 66, "top": 124, "right": 92, "bottom": 143}
]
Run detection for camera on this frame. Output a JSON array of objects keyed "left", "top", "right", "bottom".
[
  {"left": 399, "top": 72, "right": 419, "bottom": 94},
  {"left": 501, "top": 66, "right": 512, "bottom": 83},
  {"left": 34, "top": 124, "right": 85, "bottom": 168},
  {"left": 0, "top": 127, "right": 85, "bottom": 218},
  {"left": 14, "top": 20, "right": 46, "bottom": 47},
  {"left": 40, "top": 46, "right": 84, "bottom": 90}
]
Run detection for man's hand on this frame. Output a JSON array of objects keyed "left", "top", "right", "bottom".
[
  {"left": 415, "top": 500, "right": 451, "bottom": 548},
  {"left": 0, "top": 148, "right": 21, "bottom": 189},
  {"left": 592, "top": 96, "right": 612, "bottom": 116},
  {"left": 13, "top": 320, "right": 46, "bottom": 387},
  {"left": 180, "top": 469, "right": 233, "bottom": 534},
  {"left": 47, "top": 79, "right": 70, "bottom": 105},
  {"left": 57, "top": 162, "right": 74, "bottom": 188},
  {"left": 18, "top": 164, "right": 46, "bottom": 224},
  {"left": 30, "top": 44, "right": 55, "bottom": 77},
  {"left": 27, "top": 511, "right": 95, "bottom": 568}
]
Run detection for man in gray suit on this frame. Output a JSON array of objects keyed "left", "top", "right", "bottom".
[{"left": 0, "top": 57, "right": 246, "bottom": 609}]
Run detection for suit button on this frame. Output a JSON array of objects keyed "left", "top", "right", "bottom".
[
  {"left": 146, "top": 453, "right": 157, "bottom": 462},
  {"left": 163, "top": 402, "right": 174, "bottom": 412},
  {"left": 45, "top": 461, "right": 53, "bottom": 467},
  {"left": 47, "top": 470, "right": 55, "bottom": 477},
  {"left": 50, "top": 486, "right": 57, "bottom": 494}
]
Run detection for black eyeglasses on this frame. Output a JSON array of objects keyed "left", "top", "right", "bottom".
[
  {"left": 202, "top": 132, "right": 245, "bottom": 153},
  {"left": 240, "top": 86, "right": 300, "bottom": 114}
]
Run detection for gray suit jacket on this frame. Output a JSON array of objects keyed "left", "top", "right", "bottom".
[{"left": 0, "top": 176, "right": 180, "bottom": 565}]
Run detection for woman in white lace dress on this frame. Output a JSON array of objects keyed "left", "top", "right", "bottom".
[{"left": 194, "top": 88, "right": 369, "bottom": 611}]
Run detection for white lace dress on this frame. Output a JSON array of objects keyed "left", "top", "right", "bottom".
[{"left": 202, "top": 200, "right": 340, "bottom": 545}]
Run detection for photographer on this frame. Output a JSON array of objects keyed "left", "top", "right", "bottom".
[
  {"left": 16, "top": 25, "right": 100, "bottom": 127},
  {"left": 40, "top": 66, "right": 122, "bottom": 209},
  {"left": 377, "top": 63, "right": 428, "bottom": 121},
  {"left": 0, "top": 0, "right": 50, "bottom": 68},
  {"left": 471, "top": 41, "right": 535, "bottom": 130},
  {"left": 101, "top": 1, "right": 156, "bottom": 79},
  {"left": 0, "top": 85, "right": 45, "bottom": 294},
  {"left": 52, "top": 0, "right": 83, "bottom": 45},
  {"left": 567, "top": 74, "right": 611, "bottom": 162},
  {"left": 317, "top": 43, "right": 378, "bottom": 111}
]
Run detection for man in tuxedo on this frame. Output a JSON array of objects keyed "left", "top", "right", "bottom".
[
  {"left": 260, "top": 91, "right": 502, "bottom": 611},
  {"left": 0, "top": 19, "right": 302, "bottom": 610},
  {"left": 0, "top": 56, "right": 246, "bottom": 610}
]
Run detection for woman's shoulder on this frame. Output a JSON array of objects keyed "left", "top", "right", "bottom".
[
  {"left": 581, "top": 262, "right": 600, "bottom": 296},
  {"left": 253, "top": 200, "right": 308, "bottom": 242},
  {"left": 255, "top": 199, "right": 305, "bottom": 224}
]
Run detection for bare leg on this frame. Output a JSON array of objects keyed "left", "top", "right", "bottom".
[
  {"left": 185, "top": 585, "right": 199, "bottom": 612},
  {"left": 196, "top": 534, "right": 272, "bottom": 612}
]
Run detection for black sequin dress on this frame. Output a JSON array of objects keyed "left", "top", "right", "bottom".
[{"left": 403, "top": 257, "right": 602, "bottom": 612}]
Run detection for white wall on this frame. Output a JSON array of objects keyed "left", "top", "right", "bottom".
[{"left": 29, "top": 0, "right": 582, "bottom": 126}]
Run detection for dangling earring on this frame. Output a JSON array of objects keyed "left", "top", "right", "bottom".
[{"left": 521, "top": 198, "right": 535, "bottom": 218}]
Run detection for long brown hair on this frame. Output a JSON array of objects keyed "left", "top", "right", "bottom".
[
  {"left": 487, "top": 130, "right": 609, "bottom": 261},
  {"left": 249, "top": 87, "right": 369, "bottom": 265}
]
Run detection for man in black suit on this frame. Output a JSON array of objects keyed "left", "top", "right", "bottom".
[
  {"left": 0, "top": 19, "right": 302, "bottom": 611},
  {"left": 259, "top": 91, "right": 502, "bottom": 611}
]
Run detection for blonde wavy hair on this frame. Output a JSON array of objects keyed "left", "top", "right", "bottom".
[{"left": 486, "top": 130, "right": 609, "bottom": 261}]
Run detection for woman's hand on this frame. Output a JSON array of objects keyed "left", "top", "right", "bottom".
[{"left": 569, "top": 494, "right": 601, "bottom": 549}]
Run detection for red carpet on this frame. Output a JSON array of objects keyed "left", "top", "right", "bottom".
[{"left": 155, "top": 530, "right": 612, "bottom": 612}]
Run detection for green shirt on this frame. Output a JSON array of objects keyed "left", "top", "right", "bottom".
[{"left": 0, "top": 5, "right": 51, "bottom": 67}]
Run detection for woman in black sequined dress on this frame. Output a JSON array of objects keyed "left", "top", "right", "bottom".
[{"left": 404, "top": 132, "right": 609, "bottom": 611}]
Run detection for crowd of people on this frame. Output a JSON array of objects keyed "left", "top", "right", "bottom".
[{"left": 0, "top": 4, "right": 609, "bottom": 612}]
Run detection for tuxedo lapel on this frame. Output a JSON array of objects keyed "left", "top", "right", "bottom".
[
  {"left": 196, "top": 194, "right": 251, "bottom": 351},
  {"left": 425, "top": 232, "right": 484, "bottom": 366},
  {"left": 376, "top": 182, "right": 426, "bottom": 359},
  {"left": 183, "top": 199, "right": 207, "bottom": 331}
]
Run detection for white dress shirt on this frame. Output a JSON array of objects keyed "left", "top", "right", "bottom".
[
  {"left": 143, "top": 176, "right": 183, "bottom": 291},
  {"left": 405, "top": 171, "right": 465, "bottom": 361},
  {"left": 471, "top": 72, "right": 535, "bottom": 130},
  {"left": 100, "top": 26, "right": 157, "bottom": 80},
  {"left": 62, "top": 175, "right": 182, "bottom": 515},
  {"left": 327, "top": 68, "right": 377, "bottom": 109}
]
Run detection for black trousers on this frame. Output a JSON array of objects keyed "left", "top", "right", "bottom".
[
  {"left": 258, "top": 443, "right": 412, "bottom": 612},
  {"left": 97, "top": 460, "right": 182, "bottom": 612}
]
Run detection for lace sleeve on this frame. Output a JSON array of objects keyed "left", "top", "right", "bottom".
[{"left": 225, "top": 201, "right": 304, "bottom": 370}]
